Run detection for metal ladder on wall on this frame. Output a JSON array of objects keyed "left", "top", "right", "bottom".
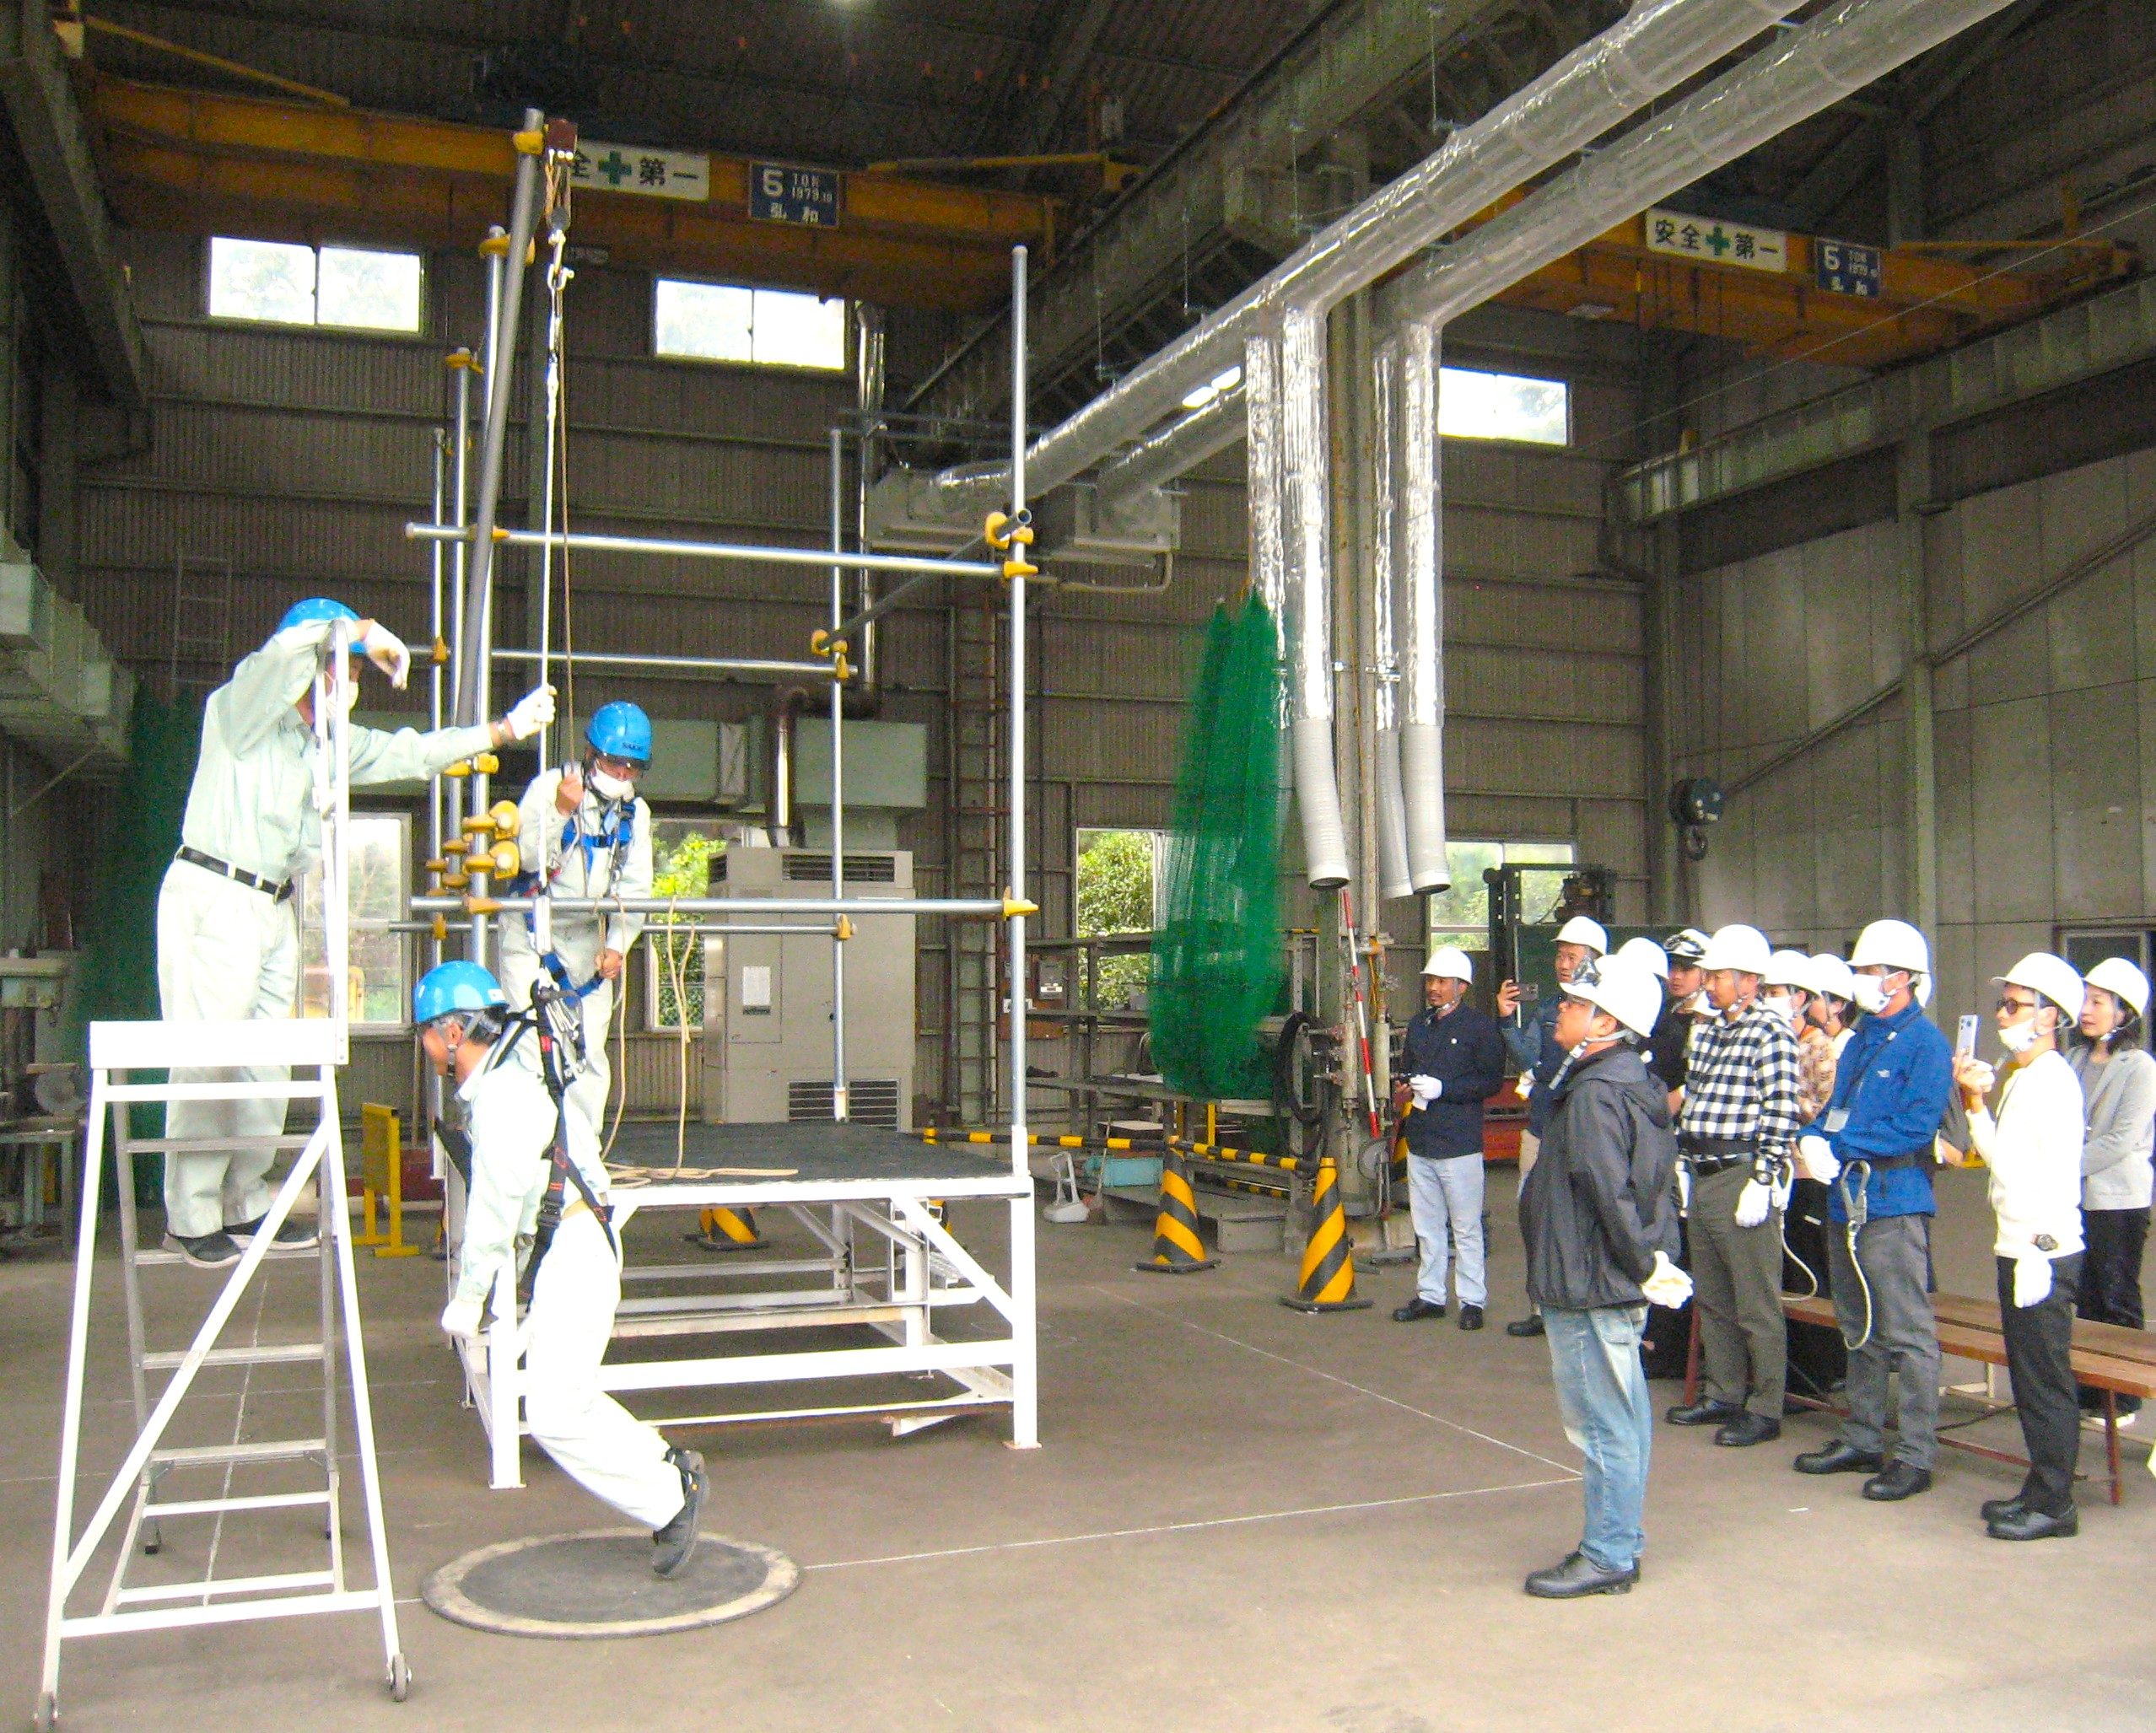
[
  {"left": 168, "top": 555, "right": 233, "bottom": 704},
  {"left": 946, "top": 600, "right": 1003, "bottom": 1125},
  {"left": 35, "top": 1020, "right": 408, "bottom": 1729}
]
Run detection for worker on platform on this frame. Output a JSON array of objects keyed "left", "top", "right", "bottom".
[
  {"left": 158, "top": 599, "right": 554, "bottom": 1269},
  {"left": 417, "top": 961, "right": 709, "bottom": 1574},
  {"left": 499, "top": 702, "right": 655, "bottom": 1136},
  {"left": 1392, "top": 947, "right": 1508, "bottom": 1330}
]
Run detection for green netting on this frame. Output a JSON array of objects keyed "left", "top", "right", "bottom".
[
  {"left": 1150, "top": 596, "right": 1282, "bottom": 1101},
  {"left": 73, "top": 690, "right": 202, "bottom": 1202}
]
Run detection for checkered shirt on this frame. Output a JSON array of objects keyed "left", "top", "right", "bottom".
[{"left": 1678, "top": 998, "right": 1802, "bottom": 1160}]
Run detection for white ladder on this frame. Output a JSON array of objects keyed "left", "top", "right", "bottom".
[{"left": 35, "top": 1018, "right": 407, "bottom": 1730}]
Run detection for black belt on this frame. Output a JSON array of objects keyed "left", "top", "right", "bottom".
[
  {"left": 1680, "top": 1134, "right": 1758, "bottom": 1176},
  {"left": 175, "top": 847, "right": 294, "bottom": 902},
  {"left": 1850, "top": 1151, "right": 1925, "bottom": 1171}
]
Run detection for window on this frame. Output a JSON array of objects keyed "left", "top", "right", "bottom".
[
  {"left": 1075, "top": 828, "right": 1162, "bottom": 1011},
  {"left": 1426, "top": 839, "right": 1577, "bottom": 953},
  {"left": 1439, "top": 365, "right": 1569, "bottom": 446},
  {"left": 300, "top": 814, "right": 411, "bottom": 1026},
  {"left": 208, "top": 237, "right": 424, "bottom": 332},
  {"left": 644, "top": 821, "right": 724, "bottom": 1030},
  {"left": 655, "top": 277, "right": 845, "bottom": 369}
]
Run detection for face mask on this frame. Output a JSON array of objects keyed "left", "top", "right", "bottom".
[
  {"left": 1999, "top": 1017, "right": 2040, "bottom": 1055},
  {"left": 1851, "top": 974, "right": 1888, "bottom": 1015},
  {"left": 589, "top": 767, "right": 633, "bottom": 803},
  {"left": 1763, "top": 993, "right": 1794, "bottom": 1020}
]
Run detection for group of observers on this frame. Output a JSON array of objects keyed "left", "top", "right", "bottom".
[{"left": 1393, "top": 913, "right": 2156, "bottom": 1599}]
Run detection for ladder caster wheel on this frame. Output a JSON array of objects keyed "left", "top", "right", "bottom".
[
  {"left": 388, "top": 1655, "right": 411, "bottom": 1703},
  {"left": 34, "top": 1689, "right": 57, "bottom": 1730}
]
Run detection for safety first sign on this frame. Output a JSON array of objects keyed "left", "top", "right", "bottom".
[
  {"left": 569, "top": 143, "right": 710, "bottom": 202},
  {"left": 1645, "top": 207, "right": 1787, "bottom": 273}
]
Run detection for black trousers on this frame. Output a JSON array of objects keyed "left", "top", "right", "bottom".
[
  {"left": 1998, "top": 1251, "right": 2084, "bottom": 1516},
  {"left": 2077, "top": 1208, "right": 2148, "bottom": 1413}
]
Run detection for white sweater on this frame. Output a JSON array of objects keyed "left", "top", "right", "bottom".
[{"left": 1968, "top": 1047, "right": 2085, "bottom": 1262}]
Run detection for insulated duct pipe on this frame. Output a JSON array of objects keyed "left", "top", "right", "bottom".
[
  {"left": 1369, "top": 338, "right": 1413, "bottom": 903},
  {"left": 1397, "top": 321, "right": 1448, "bottom": 893},
  {"left": 924, "top": 0, "right": 1804, "bottom": 514},
  {"left": 1280, "top": 305, "right": 1350, "bottom": 891}
]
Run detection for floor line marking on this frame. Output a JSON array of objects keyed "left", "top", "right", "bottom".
[
  {"left": 806, "top": 1477, "right": 1576, "bottom": 1572},
  {"left": 1091, "top": 1284, "right": 1582, "bottom": 1475}
]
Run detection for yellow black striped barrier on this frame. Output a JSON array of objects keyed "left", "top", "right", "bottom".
[
  {"left": 921, "top": 1128, "right": 1151, "bottom": 1152},
  {"left": 1135, "top": 1146, "right": 1217, "bottom": 1274},
  {"left": 691, "top": 1207, "right": 764, "bottom": 1251},
  {"left": 1205, "top": 1173, "right": 1290, "bottom": 1200},
  {"left": 1281, "top": 1154, "right": 1370, "bottom": 1312},
  {"left": 1172, "top": 1138, "right": 1301, "bottom": 1172}
]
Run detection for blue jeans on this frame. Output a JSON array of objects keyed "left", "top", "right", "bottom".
[{"left": 1544, "top": 1303, "right": 1652, "bottom": 1574}]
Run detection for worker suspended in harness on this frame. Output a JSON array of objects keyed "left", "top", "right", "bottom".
[
  {"left": 417, "top": 960, "right": 709, "bottom": 1577},
  {"left": 499, "top": 702, "right": 655, "bottom": 1137}
]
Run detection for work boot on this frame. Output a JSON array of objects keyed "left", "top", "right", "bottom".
[
  {"left": 1980, "top": 1494, "right": 2029, "bottom": 1523},
  {"left": 163, "top": 1230, "right": 240, "bottom": 1269},
  {"left": 1793, "top": 1440, "right": 1884, "bottom": 1476},
  {"left": 1861, "top": 1461, "right": 1932, "bottom": 1502},
  {"left": 1664, "top": 1397, "right": 1740, "bottom": 1428},
  {"left": 1458, "top": 1304, "right": 1485, "bottom": 1332},
  {"left": 651, "top": 1447, "right": 709, "bottom": 1579},
  {"left": 227, "top": 1214, "right": 320, "bottom": 1251},
  {"left": 1986, "top": 1504, "right": 2076, "bottom": 1542},
  {"left": 1505, "top": 1314, "right": 1545, "bottom": 1338},
  {"left": 1713, "top": 1411, "right": 1781, "bottom": 1448},
  {"left": 1524, "top": 1551, "right": 1638, "bottom": 1599},
  {"left": 1391, "top": 1296, "right": 1446, "bottom": 1323}
]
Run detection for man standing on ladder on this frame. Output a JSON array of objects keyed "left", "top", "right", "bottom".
[
  {"left": 499, "top": 702, "right": 655, "bottom": 1137},
  {"left": 159, "top": 598, "right": 556, "bottom": 1268}
]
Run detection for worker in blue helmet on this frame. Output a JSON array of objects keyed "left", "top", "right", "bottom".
[
  {"left": 154, "top": 599, "right": 558, "bottom": 1271},
  {"left": 412, "top": 961, "right": 709, "bottom": 1577},
  {"left": 498, "top": 702, "right": 655, "bottom": 1135}
]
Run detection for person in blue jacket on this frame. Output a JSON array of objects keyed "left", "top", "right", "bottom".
[
  {"left": 1496, "top": 915, "right": 1609, "bottom": 1336},
  {"left": 1789, "top": 918, "right": 1954, "bottom": 1504},
  {"left": 1392, "top": 948, "right": 1509, "bottom": 1329}
]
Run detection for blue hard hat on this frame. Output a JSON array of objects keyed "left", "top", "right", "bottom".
[
  {"left": 585, "top": 702, "right": 652, "bottom": 764},
  {"left": 279, "top": 598, "right": 361, "bottom": 632},
  {"left": 412, "top": 961, "right": 507, "bottom": 1026}
]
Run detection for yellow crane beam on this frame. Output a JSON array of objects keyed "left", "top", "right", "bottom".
[{"left": 84, "top": 75, "right": 1059, "bottom": 313}]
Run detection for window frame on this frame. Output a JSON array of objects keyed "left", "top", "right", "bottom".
[
  {"left": 205, "top": 235, "right": 429, "bottom": 336},
  {"left": 1426, "top": 838, "right": 1579, "bottom": 954},
  {"left": 299, "top": 809, "right": 413, "bottom": 1031},
  {"left": 650, "top": 274, "right": 850, "bottom": 372},
  {"left": 1437, "top": 363, "right": 1571, "bottom": 449}
]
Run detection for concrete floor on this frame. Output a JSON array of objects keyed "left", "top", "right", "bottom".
[{"left": 3, "top": 1165, "right": 2151, "bottom": 1733}]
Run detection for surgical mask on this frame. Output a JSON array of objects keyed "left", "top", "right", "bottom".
[
  {"left": 1999, "top": 1017, "right": 2041, "bottom": 1055},
  {"left": 1850, "top": 974, "right": 1888, "bottom": 1015},
  {"left": 589, "top": 767, "right": 633, "bottom": 803},
  {"left": 1764, "top": 993, "right": 1795, "bottom": 1020}
]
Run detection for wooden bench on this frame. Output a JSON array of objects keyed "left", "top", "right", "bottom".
[{"left": 1777, "top": 1291, "right": 2156, "bottom": 1506}]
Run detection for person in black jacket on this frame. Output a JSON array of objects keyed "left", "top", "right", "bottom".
[
  {"left": 1519, "top": 959, "right": 1691, "bottom": 1600},
  {"left": 1391, "top": 948, "right": 1508, "bottom": 1328}
]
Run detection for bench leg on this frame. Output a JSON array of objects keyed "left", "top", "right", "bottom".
[
  {"left": 1684, "top": 1305, "right": 1701, "bottom": 1408},
  {"left": 2106, "top": 1390, "right": 2122, "bottom": 1507}
]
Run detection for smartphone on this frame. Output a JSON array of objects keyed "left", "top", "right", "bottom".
[{"left": 1956, "top": 1013, "right": 1981, "bottom": 1056}]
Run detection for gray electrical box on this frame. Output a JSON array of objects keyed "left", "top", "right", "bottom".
[{"left": 699, "top": 847, "right": 915, "bottom": 1129}]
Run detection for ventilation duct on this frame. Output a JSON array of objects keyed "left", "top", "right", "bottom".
[{"left": 1369, "top": 337, "right": 1413, "bottom": 903}]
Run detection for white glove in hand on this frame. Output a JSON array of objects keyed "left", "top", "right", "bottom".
[
  {"left": 504, "top": 685, "right": 557, "bottom": 741},
  {"left": 2012, "top": 1255, "right": 2052, "bottom": 1310},
  {"left": 1960, "top": 1058, "right": 1998, "bottom": 1096},
  {"left": 1641, "top": 1250, "right": 1694, "bottom": 1309},
  {"left": 1516, "top": 1074, "right": 1534, "bottom": 1101},
  {"left": 1733, "top": 1176, "right": 1773, "bottom": 1229},
  {"left": 1795, "top": 1133, "right": 1841, "bottom": 1184},
  {"left": 358, "top": 622, "right": 411, "bottom": 688},
  {"left": 1409, "top": 1074, "right": 1442, "bottom": 1106},
  {"left": 439, "top": 1296, "right": 482, "bottom": 1340}
]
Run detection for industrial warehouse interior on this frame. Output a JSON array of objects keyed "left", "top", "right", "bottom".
[{"left": 0, "top": 0, "right": 2153, "bottom": 1726}]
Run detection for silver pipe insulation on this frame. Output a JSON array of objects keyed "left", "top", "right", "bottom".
[
  {"left": 1280, "top": 305, "right": 1350, "bottom": 890},
  {"left": 854, "top": 305, "right": 886, "bottom": 700},
  {"left": 924, "top": 0, "right": 1803, "bottom": 516},
  {"left": 1397, "top": 320, "right": 1448, "bottom": 894},
  {"left": 1369, "top": 338, "right": 1412, "bottom": 903}
]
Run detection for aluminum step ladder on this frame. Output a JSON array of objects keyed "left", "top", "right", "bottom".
[{"left": 35, "top": 1017, "right": 407, "bottom": 1730}]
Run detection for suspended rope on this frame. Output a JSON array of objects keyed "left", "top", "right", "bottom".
[{"left": 1150, "top": 596, "right": 1282, "bottom": 1101}]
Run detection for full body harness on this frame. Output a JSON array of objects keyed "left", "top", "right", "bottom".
[{"left": 516, "top": 784, "right": 637, "bottom": 1003}]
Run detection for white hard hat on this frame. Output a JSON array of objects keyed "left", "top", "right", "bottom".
[
  {"left": 1555, "top": 916, "right": 1608, "bottom": 955},
  {"left": 1765, "top": 950, "right": 1819, "bottom": 995},
  {"left": 1699, "top": 923, "right": 1772, "bottom": 976},
  {"left": 1809, "top": 954, "right": 1857, "bottom": 1004},
  {"left": 1849, "top": 918, "right": 1930, "bottom": 977},
  {"left": 1564, "top": 960, "right": 1662, "bottom": 1039},
  {"left": 1422, "top": 946, "right": 1474, "bottom": 983},
  {"left": 1663, "top": 928, "right": 1711, "bottom": 964},
  {"left": 1614, "top": 936, "right": 1669, "bottom": 980},
  {"left": 2084, "top": 956, "right": 2152, "bottom": 1019},
  {"left": 1994, "top": 952, "right": 2085, "bottom": 1022}
]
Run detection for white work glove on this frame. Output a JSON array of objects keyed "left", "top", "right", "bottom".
[
  {"left": 504, "top": 684, "right": 557, "bottom": 741},
  {"left": 2012, "top": 1255, "right": 2052, "bottom": 1310},
  {"left": 1409, "top": 1074, "right": 1442, "bottom": 1106},
  {"left": 1795, "top": 1133, "right": 1840, "bottom": 1184},
  {"left": 358, "top": 621, "right": 411, "bottom": 688},
  {"left": 1959, "top": 1057, "right": 1998, "bottom": 1097},
  {"left": 1641, "top": 1250, "right": 1693, "bottom": 1309},
  {"left": 1516, "top": 1074, "right": 1534, "bottom": 1101},
  {"left": 439, "top": 1295, "right": 482, "bottom": 1340},
  {"left": 1734, "top": 1172, "right": 1774, "bottom": 1229}
]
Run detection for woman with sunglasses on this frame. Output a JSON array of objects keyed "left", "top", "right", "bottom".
[{"left": 2070, "top": 958, "right": 2156, "bottom": 1419}]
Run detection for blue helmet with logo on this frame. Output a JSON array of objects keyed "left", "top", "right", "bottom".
[
  {"left": 412, "top": 961, "right": 507, "bottom": 1027},
  {"left": 586, "top": 702, "right": 652, "bottom": 764},
  {"left": 279, "top": 598, "right": 361, "bottom": 632}
]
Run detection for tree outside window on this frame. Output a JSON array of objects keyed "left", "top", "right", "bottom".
[
  {"left": 1426, "top": 838, "right": 1577, "bottom": 954},
  {"left": 1075, "top": 828, "right": 1159, "bottom": 1010},
  {"left": 648, "top": 823, "right": 721, "bottom": 1030}
]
